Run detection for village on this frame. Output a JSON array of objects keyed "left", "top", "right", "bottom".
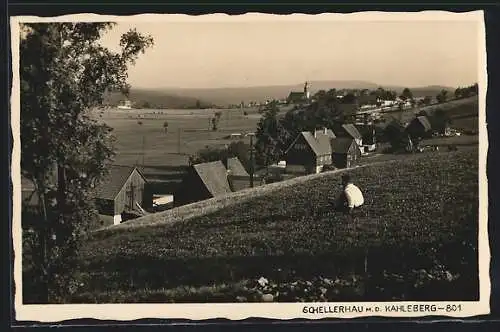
[{"left": 21, "top": 82, "right": 479, "bottom": 228}]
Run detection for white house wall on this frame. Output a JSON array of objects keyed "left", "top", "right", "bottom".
[{"left": 113, "top": 214, "right": 122, "bottom": 225}]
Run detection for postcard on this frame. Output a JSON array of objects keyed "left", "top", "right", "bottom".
[{"left": 11, "top": 11, "right": 489, "bottom": 322}]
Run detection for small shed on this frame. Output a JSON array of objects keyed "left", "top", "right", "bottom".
[
  {"left": 405, "top": 116, "right": 432, "bottom": 140},
  {"left": 330, "top": 137, "right": 361, "bottom": 169},
  {"left": 174, "top": 160, "right": 232, "bottom": 207},
  {"left": 284, "top": 129, "right": 333, "bottom": 174},
  {"left": 94, "top": 165, "right": 152, "bottom": 225}
]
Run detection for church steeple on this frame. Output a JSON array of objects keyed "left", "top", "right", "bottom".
[{"left": 303, "top": 81, "right": 310, "bottom": 100}]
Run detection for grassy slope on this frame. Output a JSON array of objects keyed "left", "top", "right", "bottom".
[
  {"left": 59, "top": 147, "right": 479, "bottom": 303},
  {"left": 380, "top": 96, "right": 478, "bottom": 130}
]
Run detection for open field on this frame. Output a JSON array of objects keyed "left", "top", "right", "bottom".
[
  {"left": 96, "top": 107, "right": 261, "bottom": 169},
  {"left": 24, "top": 147, "right": 478, "bottom": 303}
]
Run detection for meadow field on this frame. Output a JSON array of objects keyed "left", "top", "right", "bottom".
[
  {"left": 24, "top": 146, "right": 478, "bottom": 303},
  {"left": 96, "top": 107, "right": 262, "bottom": 169}
]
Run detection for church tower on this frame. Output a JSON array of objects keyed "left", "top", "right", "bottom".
[{"left": 303, "top": 81, "right": 310, "bottom": 100}]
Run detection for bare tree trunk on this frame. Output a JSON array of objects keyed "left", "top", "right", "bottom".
[
  {"left": 35, "top": 179, "right": 49, "bottom": 303},
  {"left": 57, "top": 164, "right": 66, "bottom": 218}
]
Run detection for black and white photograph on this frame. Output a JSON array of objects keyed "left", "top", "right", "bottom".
[{"left": 11, "top": 11, "right": 489, "bottom": 321}]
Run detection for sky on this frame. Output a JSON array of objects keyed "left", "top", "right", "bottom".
[{"left": 99, "top": 16, "right": 481, "bottom": 89}]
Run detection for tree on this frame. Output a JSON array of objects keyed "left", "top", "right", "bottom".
[
  {"left": 313, "top": 90, "right": 327, "bottom": 101},
  {"left": 254, "top": 101, "right": 286, "bottom": 167},
  {"left": 327, "top": 88, "right": 337, "bottom": 97},
  {"left": 385, "top": 90, "right": 397, "bottom": 101},
  {"left": 342, "top": 92, "right": 357, "bottom": 104},
  {"left": 20, "top": 23, "right": 153, "bottom": 302},
  {"left": 375, "top": 87, "right": 386, "bottom": 99},
  {"left": 211, "top": 111, "right": 222, "bottom": 131},
  {"left": 431, "top": 109, "right": 452, "bottom": 134},
  {"left": 472, "top": 83, "right": 479, "bottom": 95},
  {"left": 402, "top": 87, "right": 413, "bottom": 101},
  {"left": 436, "top": 90, "right": 448, "bottom": 103},
  {"left": 410, "top": 98, "right": 416, "bottom": 108}
]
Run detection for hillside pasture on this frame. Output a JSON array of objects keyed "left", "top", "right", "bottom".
[
  {"left": 34, "top": 147, "right": 479, "bottom": 304},
  {"left": 378, "top": 96, "right": 479, "bottom": 131}
]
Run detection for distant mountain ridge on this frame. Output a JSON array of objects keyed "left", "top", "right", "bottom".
[
  {"left": 107, "top": 81, "right": 457, "bottom": 108},
  {"left": 103, "top": 89, "right": 213, "bottom": 109}
]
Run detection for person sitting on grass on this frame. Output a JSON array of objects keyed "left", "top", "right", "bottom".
[{"left": 336, "top": 174, "right": 364, "bottom": 219}]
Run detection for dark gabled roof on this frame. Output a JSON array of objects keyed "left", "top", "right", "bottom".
[
  {"left": 331, "top": 137, "right": 356, "bottom": 154},
  {"left": 284, "top": 129, "right": 335, "bottom": 157},
  {"left": 414, "top": 116, "right": 432, "bottom": 132},
  {"left": 342, "top": 124, "right": 363, "bottom": 140},
  {"left": 288, "top": 92, "right": 305, "bottom": 98},
  {"left": 193, "top": 161, "right": 232, "bottom": 197},
  {"left": 301, "top": 131, "right": 332, "bottom": 156},
  {"left": 226, "top": 157, "right": 249, "bottom": 177},
  {"left": 95, "top": 165, "right": 145, "bottom": 200}
]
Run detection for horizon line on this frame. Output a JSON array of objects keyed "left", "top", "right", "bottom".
[{"left": 128, "top": 80, "right": 477, "bottom": 91}]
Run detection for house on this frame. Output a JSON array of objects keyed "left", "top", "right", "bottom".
[
  {"left": 174, "top": 160, "right": 232, "bottom": 207},
  {"left": 284, "top": 128, "right": 333, "bottom": 174},
  {"left": 405, "top": 116, "right": 432, "bottom": 141},
  {"left": 330, "top": 137, "right": 361, "bottom": 169},
  {"left": 223, "top": 157, "right": 254, "bottom": 192},
  {"left": 336, "top": 123, "right": 364, "bottom": 153},
  {"left": 94, "top": 165, "right": 152, "bottom": 225},
  {"left": 21, "top": 165, "right": 152, "bottom": 227},
  {"left": 382, "top": 119, "right": 414, "bottom": 152}
]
